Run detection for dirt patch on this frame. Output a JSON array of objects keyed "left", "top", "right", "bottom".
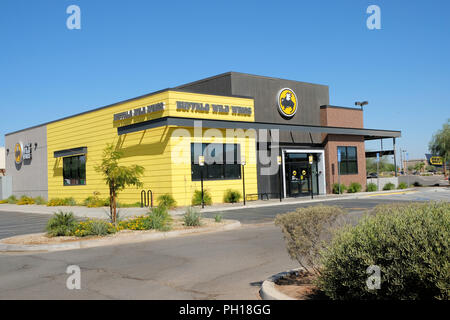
[
  {"left": 1, "top": 217, "right": 233, "bottom": 245},
  {"left": 274, "top": 269, "right": 328, "bottom": 300}
]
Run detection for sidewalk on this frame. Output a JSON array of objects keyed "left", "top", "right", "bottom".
[{"left": 0, "top": 187, "right": 421, "bottom": 219}]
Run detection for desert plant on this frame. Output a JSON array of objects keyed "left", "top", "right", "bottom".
[
  {"left": 347, "top": 182, "right": 362, "bottom": 193},
  {"left": 118, "top": 206, "right": 172, "bottom": 231},
  {"left": 332, "top": 183, "right": 347, "bottom": 194},
  {"left": 157, "top": 194, "right": 177, "bottom": 209},
  {"left": 223, "top": 189, "right": 242, "bottom": 203},
  {"left": 33, "top": 196, "right": 47, "bottom": 205},
  {"left": 47, "top": 197, "right": 77, "bottom": 206},
  {"left": 317, "top": 202, "right": 450, "bottom": 300},
  {"left": 275, "top": 205, "right": 347, "bottom": 275},
  {"left": 184, "top": 207, "right": 202, "bottom": 226},
  {"left": 16, "top": 195, "right": 35, "bottom": 205},
  {"left": 397, "top": 182, "right": 408, "bottom": 189},
  {"left": 3, "top": 195, "right": 18, "bottom": 204},
  {"left": 383, "top": 182, "right": 395, "bottom": 190},
  {"left": 192, "top": 189, "right": 212, "bottom": 206},
  {"left": 214, "top": 214, "right": 223, "bottom": 223},
  {"left": 46, "top": 211, "right": 78, "bottom": 237},
  {"left": 83, "top": 192, "right": 109, "bottom": 208},
  {"left": 73, "top": 219, "right": 116, "bottom": 237},
  {"left": 366, "top": 182, "right": 377, "bottom": 192}
]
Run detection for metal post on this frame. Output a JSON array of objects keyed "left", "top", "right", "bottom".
[
  {"left": 201, "top": 167, "right": 204, "bottom": 209},
  {"left": 393, "top": 138, "right": 397, "bottom": 177},
  {"left": 242, "top": 164, "right": 246, "bottom": 206},
  {"left": 377, "top": 152, "right": 380, "bottom": 191},
  {"left": 337, "top": 149, "right": 341, "bottom": 194},
  {"left": 279, "top": 165, "right": 282, "bottom": 202},
  {"left": 309, "top": 162, "right": 313, "bottom": 200}
]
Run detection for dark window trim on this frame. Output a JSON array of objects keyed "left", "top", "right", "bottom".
[
  {"left": 54, "top": 147, "right": 87, "bottom": 158},
  {"left": 63, "top": 155, "right": 87, "bottom": 186},
  {"left": 191, "top": 143, "right": 242, "bottom": 181},
  {"left": 337, "top": 146, "right": 358, "bottom": 175}
]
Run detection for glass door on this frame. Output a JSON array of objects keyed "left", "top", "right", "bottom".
[{"left": 284, "top": 153, "right": 319, "bottom": 197}]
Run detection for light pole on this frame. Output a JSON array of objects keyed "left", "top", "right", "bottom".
[{"left": 355, "top": 101, "right": 369, "bottom": 111}]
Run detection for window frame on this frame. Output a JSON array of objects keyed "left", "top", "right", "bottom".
[
  {"left": 191, "top": 143, "right": 241, "bottom": 181},
  {"left": 63, "top": 155, "right": 87, "bottom": 186},
  {"left": 337, "top": 146, "right": 358, "bottom": 175}
]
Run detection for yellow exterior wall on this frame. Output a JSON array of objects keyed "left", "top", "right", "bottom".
[{"left": 47, "top": 90, "right": 256, "bottom": 205}]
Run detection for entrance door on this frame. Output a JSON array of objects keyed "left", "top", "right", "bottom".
[
  {"left": 286, "top": 162, "right": 311, "bottom": 197},
  {"left": 284, "top": 153, "right": 319, "bottom": 197}
]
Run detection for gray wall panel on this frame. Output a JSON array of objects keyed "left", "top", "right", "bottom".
[{"left": 5, "top": 126, "right": 48, "bottom": 199}]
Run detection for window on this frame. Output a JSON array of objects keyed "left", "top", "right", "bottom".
[
  {"left": 191, "top": 143, "right": 241, "bottom": 180},
  {"left": 338, "top": 146, "right": 358, "bottom": 175},
  {"left": 63, "top": 155, "right": 86, "bottom": 185}
]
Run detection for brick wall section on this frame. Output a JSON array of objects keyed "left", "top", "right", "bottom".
[
  {"left": 323, "top": 135, "right": 367, "bottom": 193},
  {"left": 320, "top": 105, "right": 364, "bottom": 128},
  {"left": 320, "top": 106, "right": 366, "bottom": 193}
]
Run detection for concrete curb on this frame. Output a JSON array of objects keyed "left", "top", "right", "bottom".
[
  {"left": 0, "top": 220, "right": 241, "bottom": 253},
  {"left": 260, "top": 268, "right": 304, "bottom": 300},
  {"left": 198, "top": 188, "right": 419, "bottom": 213}
]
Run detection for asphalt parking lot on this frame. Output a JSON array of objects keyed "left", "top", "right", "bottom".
[{"left": 0, "top": 211, "right": 51, "bottom": 240}]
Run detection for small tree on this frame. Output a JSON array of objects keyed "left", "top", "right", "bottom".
[
  {"left": 95, "top": 144, "right": 144, "bottom": 224},
  {"left": 429, "top": 119, "right": 450, "bottom": 176}
]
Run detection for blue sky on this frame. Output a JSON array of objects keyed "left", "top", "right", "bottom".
[{"left": 0, "top": 0, "right": 449, "bottom": 160}]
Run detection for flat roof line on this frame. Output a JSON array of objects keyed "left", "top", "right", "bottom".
[
  {"left": 117, "top": 116, "right": 402, "bottom": 138},
  {"left": 5, "top": 88, "right": 253, "bottom": 136}
]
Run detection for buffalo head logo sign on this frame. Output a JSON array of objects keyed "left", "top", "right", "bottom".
[
  {"left": 277, "top": 88, "right": 298, "bottom": 118},
  {"left": 14, "top": 142, "right": 23, "bottom": 164}
]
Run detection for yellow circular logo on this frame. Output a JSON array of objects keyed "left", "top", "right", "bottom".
[
  {"left": 277, "top": 88, "right": 298, "bottom": 118},
  {"left": 14, "top": 142, "right": 23, "bottom": 164}
]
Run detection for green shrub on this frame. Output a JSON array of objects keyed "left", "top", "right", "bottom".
[
  {"left": 83, "top": 196, "right": 109, "bottom": 208},
  {"left": 192, "top": 190, "right": 212, "bottom": 206},
  {"left": 214, "top": 214, "right": 223, "bottom": 223},
  {"left": 47, "top": 197, "right": 77, "bottom": 206},
  {"left": 397, "top": 182, "right": 408, "bottom": 189},
  {"left": 34, "top": 196, "right": 47, "bottom": 205},
  {"left": 46, "top": 211, "right": 78, "bottom": 237},
  {"left": 118, "top": 206, "right": 172, "bottom": 231},
  {"left": 146, "top": 206, "right": 172, "bottom": 231},
  {"left": 4, "top": 195, "right": 18, "bottom": 204},
  {"left": 157, "top": 194, "right": 177, "bottom": 209},
  {"left": 347, "top": 182, "right": 362, "bottom": 193},
  {"left": 366, "top": 182, "right": 377, "bottom": 192},
  {"left": 275, "top": 205, "right": 346, "bottom": 274},
  {"left": 223, "top": 189, "right": 242, "bottom": 203},
  {"left": 332, "top": 183, "right": 347, "bottom": 194},
  {"left": 317, "top": 202, "right": 450, "bottom": 300},
  {"left": 184, "top": 207, "right": 202, "bottom": 226},
  {"left": 16, "top": 195, "right": 35, "bottom": 205},
  {"left": 382, "top": 182, "right": 395, "bottom": 191},
  {"left": 74, "top": 219, "right": 116, "bottom": 237}
]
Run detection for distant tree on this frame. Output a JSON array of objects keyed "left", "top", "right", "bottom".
[
  {"left": 95, "top": 144, "right": 145, "bottom": 224},
  {"left": 429, "top": 119, "right": 450, "bottom": 175},
  {"left": 414, "top": 162, "right": 425, "bottom": 172},
  {"left": 366, "top": 156, "right": 395, "bottom": 174}
]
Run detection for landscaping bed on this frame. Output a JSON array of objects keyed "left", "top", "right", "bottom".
[
  {"left": 274, "top": 270, "right": 326, "bottom": 300},
  {"left": 1, "top": 217, "right": 234, "bottom": 246}
]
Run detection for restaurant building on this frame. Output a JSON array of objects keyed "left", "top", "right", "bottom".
[{"left": 4, "top": 72, "right": 401, "bottom": 205}]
